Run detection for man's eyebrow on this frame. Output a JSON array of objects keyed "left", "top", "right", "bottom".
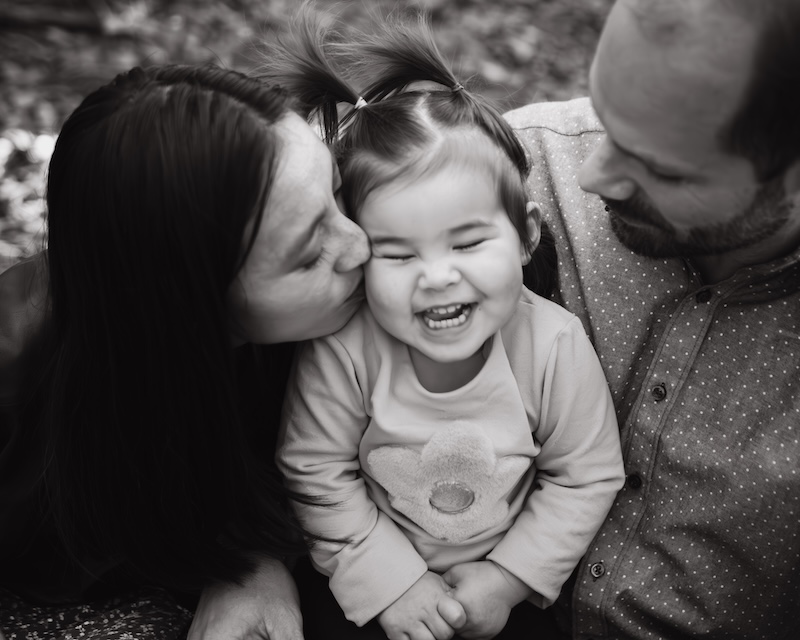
[
  {"left": 589, "top": 79, "right": 691, "bottom": 176},
  {"left": 611, "top": 138, "right": 687, "bottom": 175}
]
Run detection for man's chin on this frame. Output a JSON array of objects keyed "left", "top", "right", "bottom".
[{"left": 609, "top": 212, "right": 686, "bottom": 258}]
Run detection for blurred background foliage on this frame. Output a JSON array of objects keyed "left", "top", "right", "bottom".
[{"left": 0, "top": 0, "right": 612, "bottom": 270}]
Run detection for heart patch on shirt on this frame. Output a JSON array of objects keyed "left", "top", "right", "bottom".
[{"left": 367, "top": 423, "right": 531, "bottom": 542}]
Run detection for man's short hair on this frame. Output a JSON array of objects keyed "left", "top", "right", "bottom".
[
  {"left": 720, "top": 0, "right": 800, "bottom": 181},
  {"left": 629, "top": 0, "right": 800, "bottom": 182}
]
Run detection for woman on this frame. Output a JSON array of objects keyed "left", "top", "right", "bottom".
[{"left": 0, "top": 64, "right": 368, "bottom": 639}]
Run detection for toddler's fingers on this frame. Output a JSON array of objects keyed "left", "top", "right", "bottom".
[
  {"left": 424, "top": 614, "right": 458, "bottom": 640},
  {"left": 441, "top": 565, "right": 465, "bottom": 588},
  {"left": 437, "top": 595, "right": 467, "bottom": 629}
]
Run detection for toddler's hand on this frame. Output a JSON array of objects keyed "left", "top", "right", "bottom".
[
  {"left": 442, "top": 561, "right": 533, "bottom": 640},
  {"left": 377, "top": 571, "right": 466, "bottom": 640}
]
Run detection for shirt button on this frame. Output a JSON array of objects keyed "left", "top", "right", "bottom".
[
  {"left": 589, "top": 561, "right": 605, "bottom": 579},
  {"left": 696, "top": 289, "right": 712, "bottom": 303},
  {"left": 651, "top": 383, "right": 667, "bottom": 402},
  {"left": 627, "top": 473, "right": 643, "bottom": 489}
]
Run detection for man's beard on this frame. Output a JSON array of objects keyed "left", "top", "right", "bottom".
[{"left": 602, "top": 177, "right": 790, "bottom": 259}]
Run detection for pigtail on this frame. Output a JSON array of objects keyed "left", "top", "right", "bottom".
[
  {"left": 338, "top": 14, "right": 460, "bottom": 102},
  {"left": 463, "top": 94, "right": 531, "bottom": 178},
  {"left": 257, "top": 4, "right": 360, "bottom": 143},
  {"left": 341, "top": 14, "right": 531, "bottom": 178}
]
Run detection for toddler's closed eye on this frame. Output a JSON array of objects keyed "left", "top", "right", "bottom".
[{"left": 455, "top": 240, "right": 485, "bottom": 251}]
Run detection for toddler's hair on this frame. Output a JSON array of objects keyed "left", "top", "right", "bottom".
[{"left": 258, "top": 5, "right": 557, "bottom": 294}]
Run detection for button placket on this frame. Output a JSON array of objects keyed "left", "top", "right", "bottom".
[
  {"left": 634, "top": 289, "right": 719, "bottom": 436},
  {"left": 599, "top": 289, "right": 719, "bottom": 629}
]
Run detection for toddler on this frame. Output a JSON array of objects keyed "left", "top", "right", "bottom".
[{"left": 268, "top": 12, "right": 625, "bottom": 640}]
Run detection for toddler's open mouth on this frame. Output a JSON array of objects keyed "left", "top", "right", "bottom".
[{"left": 420, "top": 303, "right": 473, "bottom": 330}]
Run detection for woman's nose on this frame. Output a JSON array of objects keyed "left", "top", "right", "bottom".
[
  {"left": 332, "top": 214, "right": 370, "bottom": 273},
  {"left": 419, "top": 260, "right": 461, "bottom": 290},
  {"left": 579, "top": 136, "right": 637, "bottom": 202}
]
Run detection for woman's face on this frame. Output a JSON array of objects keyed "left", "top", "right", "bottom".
[{"left": 227, "top": 113, "right": 370, "bottom": 344}]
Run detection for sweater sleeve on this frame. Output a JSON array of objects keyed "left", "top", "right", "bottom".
[
  {"left": 0, "top": 255, "right": 48, "bottom": 408},
  {"left": 276, "top": 335, "right": 428, "bottom": 626},
  {"left": 487, "top": 316, "right": 625, "bottom": 608}
]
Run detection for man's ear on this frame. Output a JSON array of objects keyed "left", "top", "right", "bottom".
[{"left": 521, "top": 201, "right": 542, "bottom": 266}]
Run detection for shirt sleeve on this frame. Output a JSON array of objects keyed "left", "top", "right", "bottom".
[
  {"left": 488, "top": 316, "right": 625, "bottom": 608},
  {"left": 276, "top": 335, "right": 428, "bottom": 626}
]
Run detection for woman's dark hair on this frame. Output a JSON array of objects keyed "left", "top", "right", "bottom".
[
  {"left": 258, "top": 8, "right": 557, "bottom": 296},
  {"left": 39, "top": 63, "right": 308, "bottom": 590}
]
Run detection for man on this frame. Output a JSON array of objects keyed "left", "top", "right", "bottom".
[{"left": 508, "top": 0, "right": 800, "bottom": 637}]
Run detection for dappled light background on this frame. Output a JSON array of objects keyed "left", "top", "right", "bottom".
[{"left": 0, "top": 0, "right": 612, "bottom": 270}]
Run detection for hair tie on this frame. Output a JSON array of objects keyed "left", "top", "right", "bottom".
[
  {"left": 354, "top": 96, "right": 368, "bottom": 110},
  {"left": 452, "top": 82, "right": 464, "bottom": 93}
]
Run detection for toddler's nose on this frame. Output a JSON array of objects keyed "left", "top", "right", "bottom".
[{"left": 420, "top": 260, "right": 461, "bottom": 290}]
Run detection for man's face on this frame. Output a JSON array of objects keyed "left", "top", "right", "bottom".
[{"left": 579, "top": 1, "right": 792, "bottom": 259}]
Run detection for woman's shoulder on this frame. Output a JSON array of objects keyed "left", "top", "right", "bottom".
[{"left": 0, "top": 254, "right": 49, "bottom": 401}]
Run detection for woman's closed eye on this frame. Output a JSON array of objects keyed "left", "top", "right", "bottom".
[
  {"left": 302, "top": 241, "right": 328, "bottom": 269},
  {"left": 303, "top": 252, "right": 325, "bottom": 269}
]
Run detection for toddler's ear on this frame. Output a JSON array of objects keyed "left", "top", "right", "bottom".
[{"left": 521, "top": 201, "right": 542, "bottom": 265}]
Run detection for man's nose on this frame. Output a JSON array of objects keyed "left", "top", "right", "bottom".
[{"left": 579, "top": 137, "right": 637, "bottom": 201}]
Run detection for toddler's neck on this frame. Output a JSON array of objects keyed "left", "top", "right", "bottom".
[{"left": 409, "top": 339, "right": 491, "bottom": 393}]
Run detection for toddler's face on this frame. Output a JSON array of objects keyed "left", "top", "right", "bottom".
[{"left": 358, "top": 165, "right": 529, "bottom": 365}]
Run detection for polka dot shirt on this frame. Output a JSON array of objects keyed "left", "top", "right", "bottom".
[{"left": 506, "top": 98, "right": 800, "bottom": 639}]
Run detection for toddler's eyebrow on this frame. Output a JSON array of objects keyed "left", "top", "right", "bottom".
[
  {"left": 369, "top": 235, "right": 409, "bottom": 246},
  {"left": 448, "top": 220, "right": 494, "bottom": 234},
  {"left": 370, "top": 220, "right": 493, "bottom": 246}
]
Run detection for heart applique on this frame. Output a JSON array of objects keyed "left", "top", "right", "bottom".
[{"left": 367, "top": 423, "right": 531, "bottom": 542}]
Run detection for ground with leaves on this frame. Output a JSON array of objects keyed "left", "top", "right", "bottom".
[{"left": 0, "top": 0, "right": 612, "bottom": 269}]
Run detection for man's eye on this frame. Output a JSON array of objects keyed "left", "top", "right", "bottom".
[{"left": 650, "top": 168, "right": 684, "bottom": 184}]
